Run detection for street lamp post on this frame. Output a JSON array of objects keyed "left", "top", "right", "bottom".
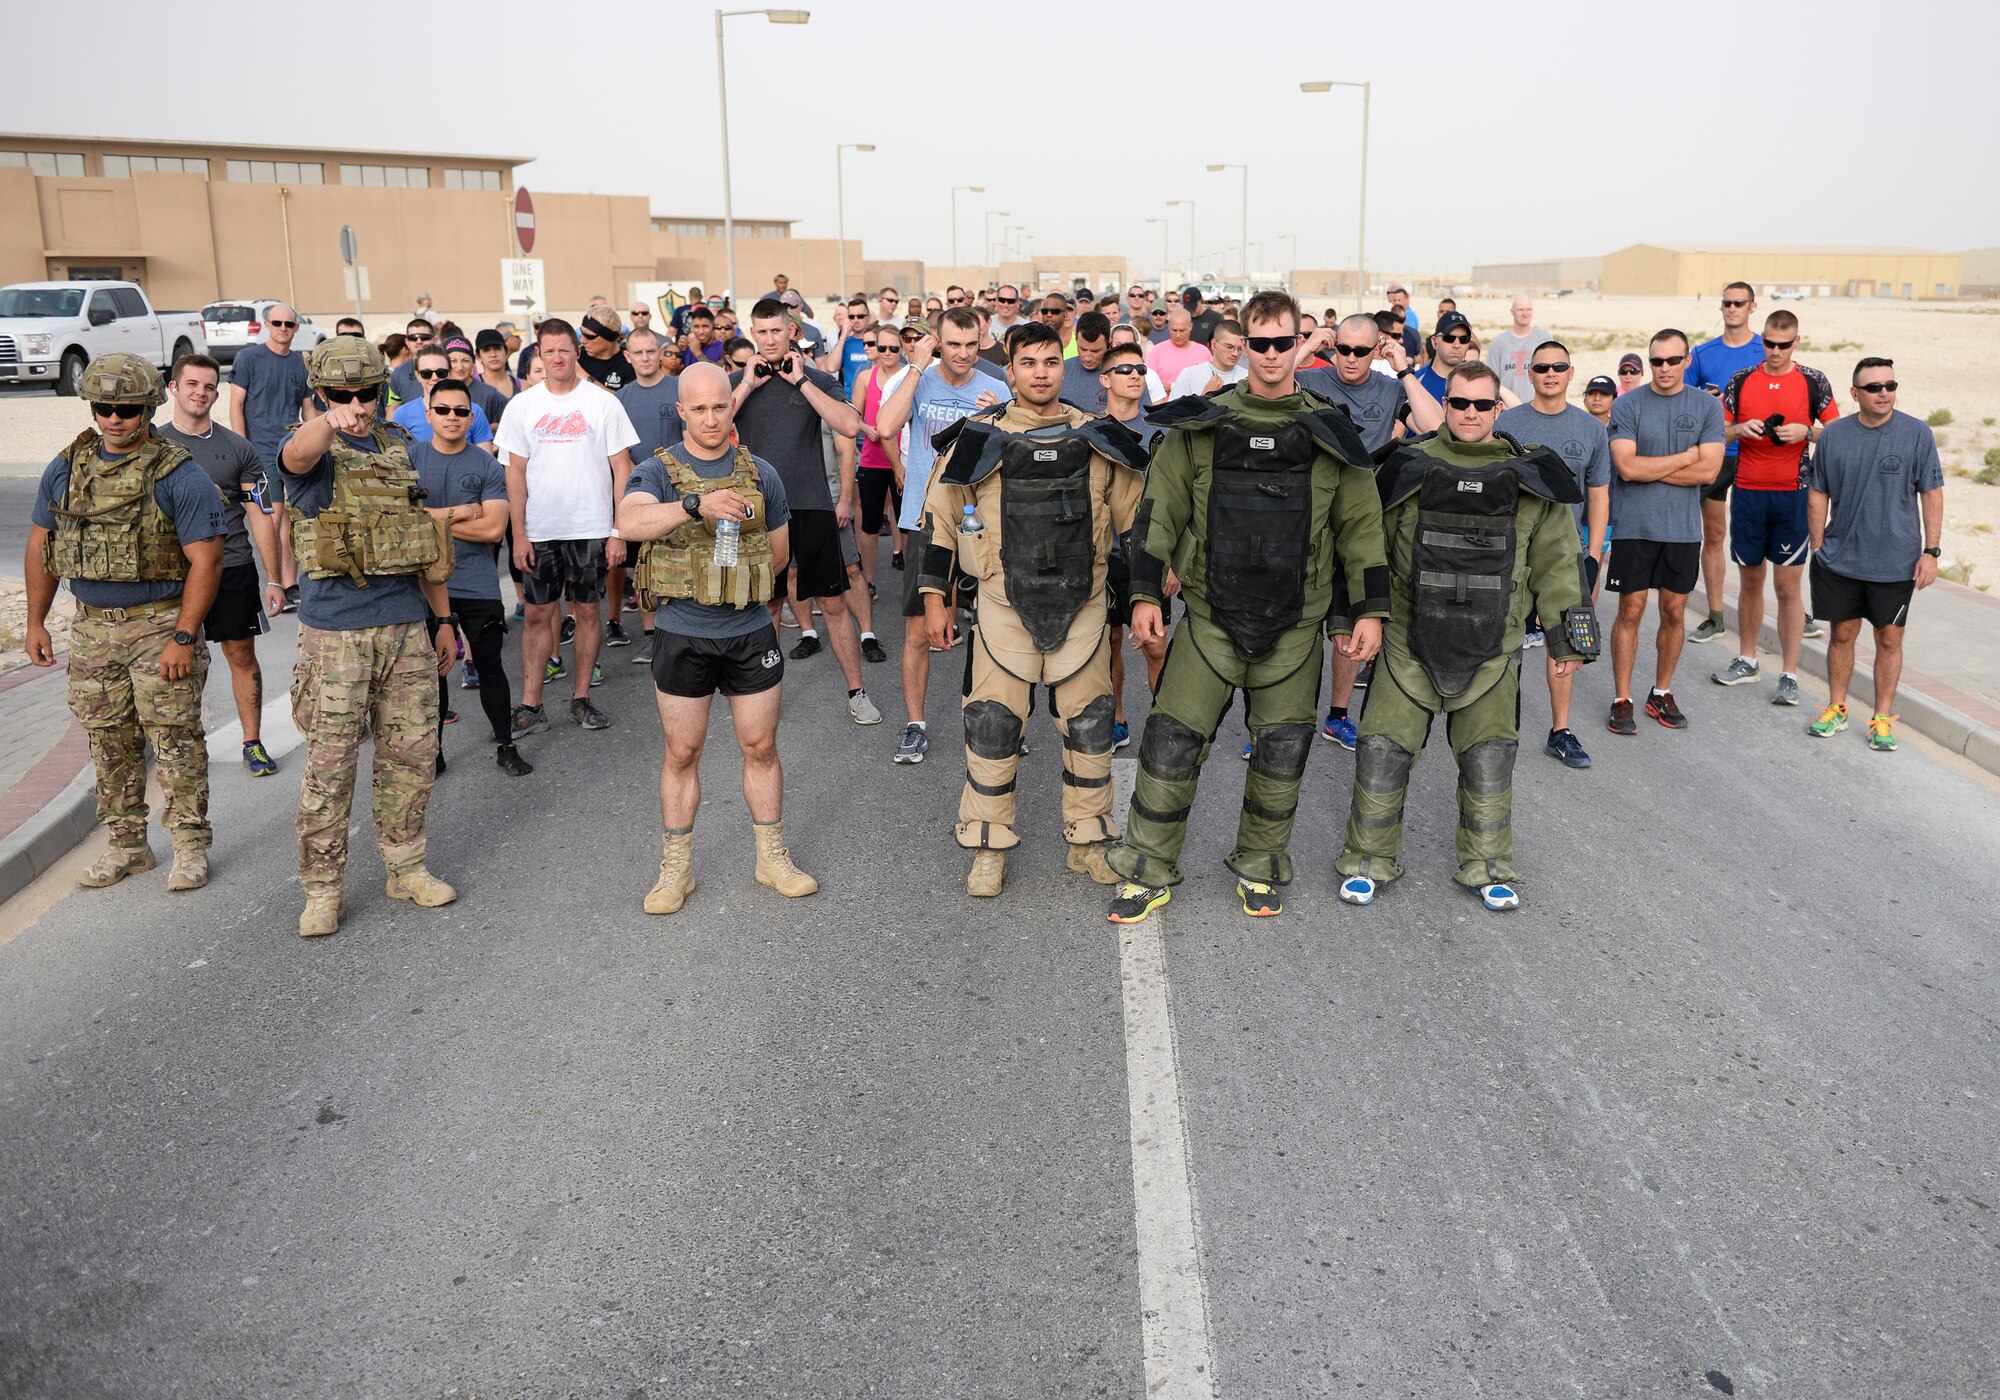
[
  {"left": 985, "top": 210, "right": 1010, "bottom": 270},
  {"left": 1300, "top": 79, "right": 1370, "bottom": 310},
  {"left": 950, "top": 185, "right": 985, "bottom": 272},
  {"left": 716, "top": 8, "right": 810, "bottom": 306},
  {"left": 1206, "top": 163, "right": 1248, "bottom": 285},
  {"left": 1167, "top": 200, "right": 1195, "bottom": 284},
  {"left": 1146, "top": 217, "right": 1169, "bottom": 287},
  {"left": 1279, "top": 233, "right": 1298, "bottom": 285},
  {"left": 1005, "top": 225, "right": 1025, "bottom": 263},
  {"left": 834, "top": 143, "right": 874, "bottom": 301}
]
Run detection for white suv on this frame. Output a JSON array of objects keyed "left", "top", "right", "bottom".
[{"left": 200, "top": 300, "right": 325, "bottom": 365}]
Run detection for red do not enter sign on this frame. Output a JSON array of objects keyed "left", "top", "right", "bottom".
[{"left": 514, "top": 187, "right": 536, "bottom": 255}]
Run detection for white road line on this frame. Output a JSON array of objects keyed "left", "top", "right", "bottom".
[
  {"left": 206, "top": 700, "right": 302, "bottom": 765},
  {"left": 1111, "top": 757, "right": 1219, "bottom": 1398}
]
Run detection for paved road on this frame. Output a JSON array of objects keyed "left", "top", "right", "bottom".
[{"left": 2, "top": 564, "right": 1996, "bottom": 1398}]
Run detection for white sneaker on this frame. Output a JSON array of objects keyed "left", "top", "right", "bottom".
[{"left": 849, "top": 690, "right": 883, "bottom": 725}]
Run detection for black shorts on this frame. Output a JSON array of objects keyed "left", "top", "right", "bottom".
[
  {"left": 651, "top": 622, "right": 785, "bottom": 697},
  {"left": 1106, "top": 552, "right": 1132, "bottom": 628},
  {"left": 203, "top": 562, "right": 268, "bottom": 642},
  {"left": 1811, "top": 557, "right": 1914, "bottom": 630},
  {"left": 773, "top": 509, "right": 849, "bottom": 602},
  {"left": 1704, "top": 455, "right": 1738, "bottom": 504},
  {"left": 1605, "top": 539, "right": 1699, "bottom": 596},
  {"left": 857, "top": 467, "right": 902, "bottom": 536},
  {"left": 449, "top": 595, "right": 508, "bottom": 641},
  {"left": 522, "top": 537, "right": 607, "bottom": 605}
]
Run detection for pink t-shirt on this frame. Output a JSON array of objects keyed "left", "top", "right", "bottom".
[
  {"left": 859, "top": 368, "right": 895, "bottom": 471},
  {"left": 1147, "top": 339, "right": 1212, "bottom": 386}
]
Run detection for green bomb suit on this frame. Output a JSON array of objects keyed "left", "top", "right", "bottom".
[
  {"left": 1109, "top": 383, "right": 1390, "bottom": 890},
  {"left": 1336, "top": 428, "right": 1595, "bottom": 889}
]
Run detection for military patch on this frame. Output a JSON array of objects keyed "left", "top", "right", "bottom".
[{"left": 761, "top": 649, "right": 781, "bottom": 669}]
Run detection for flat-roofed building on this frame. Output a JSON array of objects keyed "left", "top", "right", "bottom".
[
  {"left": 1602, "top": 243, "right": 1961, "bottom": 299},
  {"left": 1470, "top": 257, "right": 1602, "bottom": 293}
]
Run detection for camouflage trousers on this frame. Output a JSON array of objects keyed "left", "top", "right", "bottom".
[
  {"left": 292, "top": 622, "right": 439, "bottom": 893},
  {"left": 67, "top": 600, "right": 210, "bottom": 847}
]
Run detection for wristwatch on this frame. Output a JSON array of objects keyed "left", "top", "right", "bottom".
[
  {"left": 432, "top": 612, "right": 459, "bottom": 627},
  {"left": 171, "top": 629, "right": 195, "bottom": 646},
  {"left": 681, "top": 492, "right": 703, "bottom": 518},
  {"left": 1397, "top": 366, "right": 1417, "bottom": 379},
  {"left": 1923, "top": 546, "right": 1942, "bottom": 558}
]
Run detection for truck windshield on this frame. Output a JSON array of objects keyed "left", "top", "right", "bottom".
[
  {"left": 203, "top": 305, "right": 255, "bottom": 322},
  {"left": 0, "top": 288, "right": 86, "bottom": 318}
]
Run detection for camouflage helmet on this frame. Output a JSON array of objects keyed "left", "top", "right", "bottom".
[
  {"left": 79, "top": 353, "right": 164, "bottom": 408},
  {"left": 307, "top": 334, "right": 389, "bottom": 390}
]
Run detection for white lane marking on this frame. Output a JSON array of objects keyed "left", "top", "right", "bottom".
[
  {"left": 1111, "top": 757, "right": 1219, "bottom": 1398},
  {"left": 206, "top": 700, "right": 302, "bottom": 764}
]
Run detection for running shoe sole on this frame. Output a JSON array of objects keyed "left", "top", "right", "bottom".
[
  {"left": 1478, "top": 883, "right": 1521, "bottom": 911},
  {"left": 1337, "top": 876, "right": 1376, "bottom": 906},
  {"left": 1108, "top": 885, "right": 1172, "bottom": 924},
  {"left": 1238, "top": 881, "right": 1282, "bottom": 917}
]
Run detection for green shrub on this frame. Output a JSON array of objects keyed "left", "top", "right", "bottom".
[
  {"left": 1976, "top": 463, "right": 2000, "bottom": 487},
  {"left": 1986, "top": 446, "right": 2000, "bottom": 469},
  {"left": 1927, "top": 408, "right": 1954, "bottom": 426}
]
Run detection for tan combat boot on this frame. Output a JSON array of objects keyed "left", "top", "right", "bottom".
[
  {"left": 164, "top": 835, "right": 210, "bottom": 892},
  {"left": 77, "top": 840, "right": 155, "bottom": 888},
  {"left": 644, "top": 828, "right": 696, "bottom": 915},
  {"left": 1065, "top": 841, "right": 1120, "bottom": 885},
  {"left": 299, "top": 892, "right": 344, "bottom": 937},
  {"left": 752, "top": 821, "right": 818, "bottom": 897},
  {"left": 386, "top": 868, "right": 457, "bottom": 906},
  {"left": 968, "top": 849, "right": 1006, "bottom": 897}
]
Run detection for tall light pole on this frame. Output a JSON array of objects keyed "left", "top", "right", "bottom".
[
  {"left": 1146, "top": 217, "right": 1169, "bottom": 287},
  {"left": 716, "top": 8, "right": 810, "bottom": 306},
  {"left": 950, "top": 185, "right": 984, "bottom": 271},
  {"left": 1005, "top": 224, "right": 1025, "bottom": 263},
  {"left": 1279, "top": 233, "right": 1298, "bottom": 285},
  {"left": 1301, "top": 79, "right": 1369, "bottom": 310},
  {"left": 1206, "top": 164, "right": 1248, "bottom": 285},
  {"left": 832, "top": 142, "right": 872, "bottom": 300},
  {"left": 1167, "top": 200, "right": 1195, "bottom": 284},
  {"left": 985, "top": 210, "right": 1010, "bottom": 269}
]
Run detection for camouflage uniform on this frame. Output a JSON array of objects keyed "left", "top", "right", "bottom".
[{"left": 69, "top": 602, "right": 210, "bottom": 850}]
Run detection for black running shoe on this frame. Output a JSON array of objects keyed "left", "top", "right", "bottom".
[
  {"left": 1606, "top": 699, "right": 1637, "bottom": 736},
  {"left": 1645, "top": 690, "right": 1689, "bottom": 729},
  {"left": 559, "top": 615, "right": 577, "bottom": 644},
  {"left": 861, "top": 636, "right": 888, "bottom": 663},
  {"left": 496, "top": 742, "right": 533, "bottom": 777},
  {"left": 790, "top": 633, "right": 823, "bottom": 660}
]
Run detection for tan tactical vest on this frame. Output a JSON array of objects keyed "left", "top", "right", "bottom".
[
  {"left": 634, "top": 447, "right": 774, "bottom": 609},
  {"left": 290, "top": 424, "right": 450, "bottom": 587},
  {"left": 42, "top": 430, "right": 194, "bottom": 583}
]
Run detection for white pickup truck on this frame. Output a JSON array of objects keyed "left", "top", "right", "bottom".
[{"left": 0, "top": 281, "right": 207, "bottom": 396}]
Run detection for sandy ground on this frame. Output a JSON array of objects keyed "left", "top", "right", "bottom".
[{"left": 3, "top": 295, "right": 1995, "bottom": 584}]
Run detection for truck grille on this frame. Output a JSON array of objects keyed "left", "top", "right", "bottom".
[{"left": 0, "top": 336, "right": 17, "bottom": 367}]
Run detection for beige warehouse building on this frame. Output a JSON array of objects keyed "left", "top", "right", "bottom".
[{"left": 1602, "top": 244, "right": 1961, "bottom": 300}]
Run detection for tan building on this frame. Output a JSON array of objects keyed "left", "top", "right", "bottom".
[
  {"left": 1469, "top": 257, "right": 1603, "bottom": 293},
  {"left": 1602, "top": 244, "right": 1961, "bottom": 300},
  {"left": 1960, "top": 246, "right": 2000, "bottom": 299}
]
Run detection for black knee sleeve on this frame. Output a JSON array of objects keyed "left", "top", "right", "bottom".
[
  {"left": 1063, "top": 693, "right": 1116, "bottom": 755},
  {"left": 1249, "top": 723, "right": 1313, "bottom": 782},
  {"left": 964, "top": 699, "right": 1024, "bottom": 760},
  {"left": 1137, "top": 713, "right": 1204, "bottom": 783},
  {"left": 1457, "top": 738, "right": 1518, "bottom": 794},
  {"left": 1353, "top": 734, "right": 1415, "bottom": 794}
]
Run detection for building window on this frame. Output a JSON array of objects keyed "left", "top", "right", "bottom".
[
  {"left": 338, "top": 163, "right": 429, "bottom": 188},
  {"left": 662, "top": 221, "right": 715, "bottom": 238},
  {"left": 0, "top": 150, "right": 85, "bottom": 176},
  {"left": 445, "top": 168, "right": 502, "bottom": 191},
  {"left": 104, "top": 154, "right": 211, "bottom": 179}
]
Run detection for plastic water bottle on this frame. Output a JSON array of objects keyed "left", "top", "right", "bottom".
[
  {"left": 713, "top": 516, "right": 740, "bottom": 568},
  {"left": 960, "top": 503, "right": 984, "bottom": 535}
]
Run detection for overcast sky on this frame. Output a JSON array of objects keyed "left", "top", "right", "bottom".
[{"left": 11, "top": 0, "right": 1997, "bottom": 277}]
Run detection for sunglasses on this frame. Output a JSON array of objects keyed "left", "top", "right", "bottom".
[
  {"left": 1649, "top": 354, "right": 1687, "bottom": 367},
  {"left": 996, "top": 296, "right": 1019, "bottom": 305},
  {"left": 1618, "top": 366, "right": 1643, "bottom": 375},
  {"left": 1332, "top": 343, "right": 1375, "bottom": 358},
  {"left": 1438, "top": 332, "right": 1471, "bottom": 344},
  {"left": 1245, "top": 335, "right": 1298, "bottom": 354},
  {"left": 881, "top": 297, "right": 899, "bottom": 305},
  {"left": 322, "top": 384, "right": 382, "bottom": 404},
  {"left": 417, "top": 368, "right": 447, "bottom": 379},
  {"left": 1105, "top": 364, "right": 1147, "bottom": 377},
  {"left": 1530, "top": 361, "right": 1571, "bottom": 374},
  {"left": 91, "top": 402, "right": 147, "bottom": 420},
  {"left": 267, "top": 318, "right": 298, "bottom": 329},
  {"left": 848, "top": 312, "right": 868, "bottom": 319},
  {"left": 900, "top": 331, "right": 922, "bottom": 342},
  {"left": 948, "top": 297, "right": 966, "bottom": 305},
  {"left": 1762, "top": 337, "right": 1796, "bottom": 352},
  {"left": 1720, "top": 298, "right": 1751, "bottom": 308},
  {"left": 1445, "top": 396, "right": 1500, "bottom": 412},
  {"left": 1856, "top": 380, "right": 1898, "bottom": 393},
  {"left": 406, "top": 332, "right": 434, "bottom": 342},
  {"left": 430, "top": 404, "right": 473, "bottom": 418},
  {"left": 874, "top": 343, "right": 900, "bottom": 353}
]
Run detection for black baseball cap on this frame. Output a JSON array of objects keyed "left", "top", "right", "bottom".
[
  {"left": 1584, "top": 375, "right": 1618, "bottom": 396},
  {"left": 475, "top": 328, "right": 506, "bottom": 352},
  {"left": 1435, "top": 309, "right": 1471, "bottom": 336}
]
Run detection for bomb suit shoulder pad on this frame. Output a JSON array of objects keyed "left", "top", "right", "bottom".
[
  {"left": 1492, "top": 430, "right": 1584, "bottom": 507},
  {"left": 932, "top": 405, "right": 1012, "bottom": 487},
  {"left": 1375, "top": 434, "right": 1437, "bottom": 508}
]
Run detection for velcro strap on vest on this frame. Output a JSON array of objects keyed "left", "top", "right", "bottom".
[{"left": 1417, "top": 570, "right": 1505, "bottom": 603}]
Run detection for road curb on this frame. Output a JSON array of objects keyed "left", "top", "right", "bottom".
[{"left": 0, "top": 767, "right": 97, "bottom": 906}]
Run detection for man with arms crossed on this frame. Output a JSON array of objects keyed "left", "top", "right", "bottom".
[
  {"left": 1604, "top": 330, "right": 1725, "bottom": 736},
  {"left": 619, "top": 362, "right": 815, "bottom": 912},
  {"left": 1803, "top": 361, "right": 1943, "bottom": 753}
]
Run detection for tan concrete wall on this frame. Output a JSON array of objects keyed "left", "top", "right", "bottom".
[
  {"left": 1286, "top": 269, "right": 1362, "bottom": 298},
  {"left": 862, "top": 260, "right": 924, "bottom": 298},
  {"left": 1601, "top": 245, "right": 1681, "bottom": 297},
  {"left": 1605, "top": 246, "right": 1962, "bottom": 299},
  {"left": 0, "top": 170, "right": 46, "bottom": 285},
  {"left": 130, "top": 172, "right": 219, "bottom": 310}
]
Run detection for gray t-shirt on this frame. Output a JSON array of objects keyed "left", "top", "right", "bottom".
[
  {"left": 728, "top": 364, "right": 844, "bottom": 513},
  {"left": 1484, "top": 328, "right": 1546, "bottom": 403},
  {"left": 154, "top": 420, "right": 266, "bottom": 569},
  {"left": 410, "top": 440, "right": 509, "bottom": 602},
  {"left": 32, "top": 441, "right": 227, "bottom": 609},
  {"left": 1298, "top": 367, "right": 1409, "bottom": 453},
  {"left": 626, "top": 443, "right": 791, "bottom": 639},
  {"left": 618, "top": 375, "right": 684, "bottom": 465},
  {"left": 1496, "top": 402, "right": 1613, "bottom": 536},
  {"left": 1806, "top": 411, "right": 1944, "bottom": 582},
  {"left": 277, "top": 426, "right": 430, "bottom": 631},
  {"left": 1606, "top": 386, "right": 1726, "bottom": 544},
  {"left": 229, "top": 342, "right": 311, "bottom": 469}
]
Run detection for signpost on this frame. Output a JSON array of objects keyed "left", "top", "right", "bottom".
[
  {"left": 339, "top": 224, "right": 362, "bottom": 318},
  {"left": 502, "top": 258, "right": 546, "bottom": 324},
  {"left": 513, "top": 188, "right": 536, "bottom": 256}
]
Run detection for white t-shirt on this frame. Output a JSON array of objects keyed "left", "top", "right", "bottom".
[
  {"left": 1169, "top": 359, "right": 1248, "bottom": 400},
  {"left": 494, "top": 378, "right": 640, "bottom": 542}
]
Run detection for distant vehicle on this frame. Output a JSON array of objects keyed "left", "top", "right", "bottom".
[
  {"left": 200, "top": 299, "right": 326, "bottom": 365},
  {"left": 1770, "top": 287, "right": 1809, "bottom": 301},
  {"left": 0, "top": 281, "right": 206, "bottom": 395}
]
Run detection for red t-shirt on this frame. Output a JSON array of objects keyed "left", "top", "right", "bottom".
[{"left": 1725, "top": 367, "right": 1840, "bottom": 491}]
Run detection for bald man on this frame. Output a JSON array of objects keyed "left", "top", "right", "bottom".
[
  {"left": 228, "top": 300, "right": 313, "bottom": 605},
  {"left": 1484, "top": 295, "right": 1545, "bottom": 403},
  {"left": 1145, "top": 307, "right": 1212, "bottom": 389}
]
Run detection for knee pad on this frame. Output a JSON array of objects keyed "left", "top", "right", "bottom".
[
  {"left": 963, "top": 699, "right": 1024, "bottom": 761},
  {"left": 1457, "top": 738, "right": 1518, "bottom": 795},
  {"left": 1249, "top": 723, "right": 1313, "bottom": 783},
  {"left": 1137, "top": 713, "right": 1204, "bottom": 783},
  {"left": 1353, "top": 734, "right": 1415, "bottom": 794},
  {"left": 1063, "top": 693, "right": 1117, "bottom": 755}
]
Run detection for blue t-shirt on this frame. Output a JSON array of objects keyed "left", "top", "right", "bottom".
[
  {"left": 277, "top": 425, "right": 431, "bottom": 631},
  {"left": 618, "top": 376, "right": 684, "bottom": 464},
  {"left": 1414, "top": 363, "right": 1450, "bottom": 405},
  {"left": 410, "top": 440, "right": 508, "bottom": 602},
  {"left": 896, "top": 364, "right": 1011, "bottom": 532},
  {"left": 32, "top": 441, "right": 227, "bottom": 608},
  {"left": 625, "top": 443, "right": 790, "bottom": 640},
  {"left": 1686, "top": 334, "right": 1765, "bottom": 459},
  {"left": 839, "top": 335, "right": 873, "bottom": 397},
  {"left": 391, "top": 398, "right": 493, "bottom": 446},
  {"left": 229, "top": 342, "right": 311, "bottom": 469}
]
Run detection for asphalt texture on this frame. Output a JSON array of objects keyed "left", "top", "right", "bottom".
[{"left": 2, "top": 554, "right": 1997, "bottom": 1398}]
